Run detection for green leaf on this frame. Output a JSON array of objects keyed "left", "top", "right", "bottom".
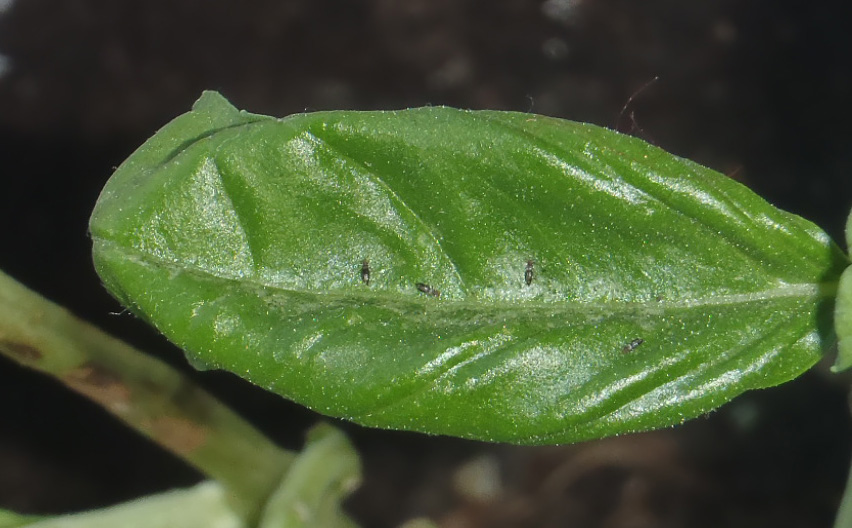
[
  {"left": 90, "top": 91, "right": 848, "bottom": 445},
  {"left": 0, "top": 509, "right": 45, "bottom": 528},
  {"left": 832, "top": 208, "right": 852, "bottom": 372}
]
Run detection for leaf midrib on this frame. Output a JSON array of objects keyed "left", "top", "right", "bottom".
[{"left": 94, "top": 236, "right": 836, "bottom": 316}]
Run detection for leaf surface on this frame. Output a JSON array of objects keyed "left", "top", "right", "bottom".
[
  {"left": 90, "top": 91, "right": 847, "bottom": 444},
  {"left": 833, "top": 209, "right": 852, "bottom": 372}
]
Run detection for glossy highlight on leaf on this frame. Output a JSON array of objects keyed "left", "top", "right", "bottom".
[{"left": 90, "top": 91, "right": 848, "bottom": 444}]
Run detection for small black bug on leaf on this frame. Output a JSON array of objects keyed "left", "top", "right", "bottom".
[
  {"left": 622, "top": 338, "right": 644, "bottom": 354},
  {"left": 525, "top": 259, "right": 535, "bottom": 286},
  {"left": 416, "top": 282, "right": 441, "bottom": 297},
  {"left": 360, "top": 259, "right": 371, "bottom": 285}
]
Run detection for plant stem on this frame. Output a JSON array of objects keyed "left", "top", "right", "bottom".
[
  {"left": 0, "top": 269, "right": 294, "bottom": 523},
  {"left": 19, "top": 482, "right": 242, "bottom": 528},
  {"left": 834, "top": 448, "right": 852, "bottom": 528}
]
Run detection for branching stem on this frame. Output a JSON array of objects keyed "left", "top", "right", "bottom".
[{"left": 0, "top": 269, "right": 294, "bottom": 523}]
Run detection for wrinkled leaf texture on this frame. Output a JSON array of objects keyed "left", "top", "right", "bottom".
[{"left": 90, "top": 91, "right": 848, "bottom": 444}]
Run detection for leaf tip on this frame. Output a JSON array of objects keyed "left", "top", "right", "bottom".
[
  {"left": 192, "top": 90, "right": 236, "bottom": 115},
  {"left": 832, "top": 336, "right": 852, "bottom": 374}
]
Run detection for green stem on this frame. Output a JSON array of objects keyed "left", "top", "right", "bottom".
[
  {"left": 16, "top": 482, "right": 242, "bottom": 528},
  {"left": 834, "top": 448, "right": 852, "bottom": 528},
  {"left": 0, "top": 269, "right": 294, "bottom": 523}
]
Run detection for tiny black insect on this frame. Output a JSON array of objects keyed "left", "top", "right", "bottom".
[
  {"left": 360, "top": 259, "right": 371, "bottom": 285},
  {"left": 622, "top": 338, "right": 644, "bottom": 354},
  {"left": 525, "top": 259, "right": 535, "bottom": 286},
  {"left": 416, "top": 282, "right": 441, "bottom": 297}
]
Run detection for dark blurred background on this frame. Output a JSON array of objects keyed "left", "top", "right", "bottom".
[{"left": 0, "top": 1, "right": 850, "bottom": 527}]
